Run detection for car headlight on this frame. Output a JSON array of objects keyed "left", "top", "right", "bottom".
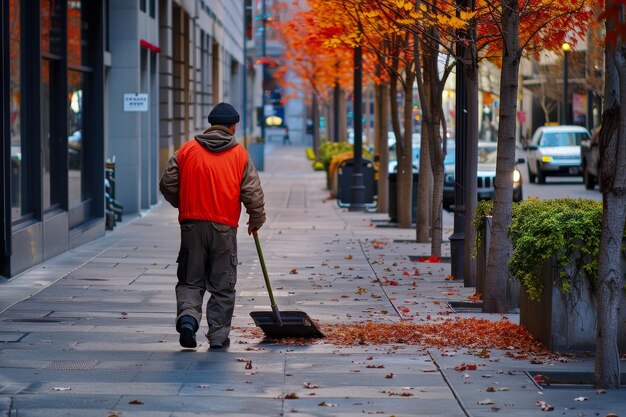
[
  {"left": 513, "top": 169, "right": 521, "bottom": 184},
  {"left": 541, "top": 155, "right": 553, "bottom": 163}
]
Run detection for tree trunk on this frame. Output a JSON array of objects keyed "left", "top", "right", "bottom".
[
  {"left": 415, "top": 34, "right": 432, "bottom": 243},
  {"left": 312, "top": 93, "right": 320, "bottom": 157},
  {"left": 415, "top": 27, "right": 446, "bottom": 255},
  {"left": 375, "top": 82, "right": 390, "bottom": 214},
  {"left": 324, "top": 102, "right": 332, "bottom": 143},
  {"left": 594, "top": 9, "right": 625, "bottom": 386},
  {"left": 397, "top": 72, "right": 416, "bottom": 229},
  {"left": 389, "top": 57, "right": 414, "bottom": 228},
  {"left": 424, "top": 30, "right": 445, "bottom": 258},
  {"left": 463, "top": 9, "right": 479, "bottom": 287},
  {"left": 333, "top": 81, "right": 340, "bottom": 142},
  {"left": 595, "top": 106, "right": 624, "bottom": 389},
  {"left": 339, "top": 88, "right": 347, "bottom": 142},
  {"left": 416, "top": 126, "right": 432, "bottom": 242},
  {"left": 430, "top": 139, "right": 444, "bottom": 257},
  {"left": 483, "top": 0, "right": 520, "bottom": 313}
]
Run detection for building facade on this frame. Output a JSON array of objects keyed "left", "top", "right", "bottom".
[{"left": 1, "top": 0, "right": 247, "bottom": 278}]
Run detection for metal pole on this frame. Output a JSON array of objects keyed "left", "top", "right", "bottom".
[
  {"left": 450, "top": 0, "right": 468, "bottom": 282},
  {"left": 563, "top": 50, "right": 571, "bottom": 125},
  {"left": 261, "top": 0, "right": 267, "bottom": 144},
  {"left": 242, "top": 0, "right": 247, "bottom": 146},
  {"left": 333, "top": 79, "right": 340, "bottom": 142},
  {"left": 349, "top": 45, "right": 366, "bottom": 211}
]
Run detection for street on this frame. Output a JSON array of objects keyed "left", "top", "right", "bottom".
[{"left": 523, "top": 175, "right": 602, "bottom": 201}]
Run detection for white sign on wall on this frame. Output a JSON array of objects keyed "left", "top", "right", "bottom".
[{"left": 123, "top": 93, "right": 149, "bottom": 112}]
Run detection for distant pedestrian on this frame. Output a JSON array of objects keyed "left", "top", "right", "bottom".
[
  {"left": 159, "top": 102, "right": 266, "bottom": 349},
  {"left": 283, "top": 125, "right": 291, "bottom": 145}
]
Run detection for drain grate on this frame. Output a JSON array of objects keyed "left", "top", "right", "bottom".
[
  {"left": 3, "top": 318, "right": 80, "bottom": 323},
  {"left": 527, "top": 370, "right": 626, "bottom": 387},
  {"left": 447, "top": 300, "right": 483, "bottom": 313},
  {"left": 46, "top": 360, "right": 98, "bottom": 370}
]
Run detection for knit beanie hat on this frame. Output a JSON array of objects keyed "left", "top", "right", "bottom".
[{"left": 208, "top": 102, "right": 240, "bottom": 125}]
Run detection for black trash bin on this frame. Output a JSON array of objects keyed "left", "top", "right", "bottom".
[
  {"left": 337, "top": 158, "right": 377, "bottom": 208},
  {"left": 388, "top": 172, "right": 418, "bottom": 223}
]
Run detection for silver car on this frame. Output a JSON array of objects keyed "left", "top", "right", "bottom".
[
  {"left": 525, "top": 125, "right": 590, "bottom": 184},
  {"left": 443, "top": 141, "right": 523, "bottom": 208}
]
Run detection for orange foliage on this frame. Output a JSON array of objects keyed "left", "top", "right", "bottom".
[
  {"left": 286, "top": 0, "right": 597, "bottom": 72},
  {"left": 273, "top": 1, "right": 379, "bottom": 105},
  {"left": 323, "top": 317, "right": 549, "bottom": 354},
  {"left": 239, "top": 317, "right": 550, "bottom": 356},
  {"left": 476, "top": 0, "right": 598, "bottom": 62}
]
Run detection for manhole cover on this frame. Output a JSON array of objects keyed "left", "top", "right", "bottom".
[{"left": 46, "top": 360, "right": 98, "bottom": 370}]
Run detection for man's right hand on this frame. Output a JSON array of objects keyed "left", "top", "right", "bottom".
[{"left": 248, "top": 222, "right": 262, "bottom": 235}]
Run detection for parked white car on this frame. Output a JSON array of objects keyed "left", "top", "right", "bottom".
[{"left": 525, "top": 125, "right": 590, "bottom": 184}]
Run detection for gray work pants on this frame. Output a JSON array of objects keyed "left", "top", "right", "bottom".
[{"left": 175, "top": 220, "right": 238, "bottom": 344}]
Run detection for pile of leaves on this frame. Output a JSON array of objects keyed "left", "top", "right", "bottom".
[{"left": 321, "top": 317, "right": 549, "bottom": 354}]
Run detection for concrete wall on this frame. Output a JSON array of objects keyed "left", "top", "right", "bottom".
[
  {"left": 158, "top": 0, "right": 246, "bottom": 177},
  {"left": 108, "top": 0, "right": 161, "bottom": 213}
]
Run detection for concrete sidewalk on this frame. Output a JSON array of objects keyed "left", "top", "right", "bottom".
[{"left": 0, "top": 144, "right": 623, "bottom": 417}]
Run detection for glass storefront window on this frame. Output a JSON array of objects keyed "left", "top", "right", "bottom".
[
  {"left": 68, "top": 0, "right": 90, "bottom": 67},
  {"left": 68, "top": 71, "right": 84, "bottom": 207},
  {"left": 42, "top": 0, "right": 64, "bottom": 211},
  {"left": 41, "top": 59, "right": 60, "bottom": 210},
  {"left": 67, "top": 0, "right": 91, "bottom": 208},
  {"left": 9, "top": 0, "right": 28, "bottom": 221},
  {"left": 41, "top": 0, "right": 63, "bottom": 57}
]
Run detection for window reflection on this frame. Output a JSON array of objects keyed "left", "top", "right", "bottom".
[
  {"left": 67, "top": 0, "right": 90, "bottom": 208},
  {"left": 41, "top": 0, "right": 63, "bottom": 56},
  {"left": 68, "top": 71, "right": 84, "bottom": 207},
  {"left": 42, "top": 0, "right": 63, "bottom": 211},
  {"left": 9, "top": 0, "right": 26, "bottom": 220},
  {"left": 42, "top": 59, "right": 53, "bottom": 209},
  {"left": 68, "top": 0, "right": 89, "bottom": 67}
]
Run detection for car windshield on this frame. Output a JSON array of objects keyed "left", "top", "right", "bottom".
[
  {"left": 540, "top": 132, "right": 587, "bottom": 147},
  {"left": 445, "top": 143, "right": 497, "bottom": 165}
]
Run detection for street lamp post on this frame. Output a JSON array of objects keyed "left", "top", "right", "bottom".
[
  {"left": 349, "top": 45, "right": 366, "bottom": 212},
  {"left": 261, "top": 1, "right": 268, "bottom": 144},
  {"left": 450, "top": 0, "right": 469, "bottom": 282},
  {"left": 562, "top": 42, "right": 570, "bottom": 125}
]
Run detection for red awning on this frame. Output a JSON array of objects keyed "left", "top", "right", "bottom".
[{"left": 140, "top": 39, "right": 161, "bottom": 54}]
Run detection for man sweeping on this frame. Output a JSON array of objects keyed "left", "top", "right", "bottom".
[{"left": 159, "top": 102, "right": 266, "bottom": 349}]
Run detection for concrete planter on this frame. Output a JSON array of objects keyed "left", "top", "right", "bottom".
[
  {"left": 520, "top": 254, "right": 626, "bottom": 352},
  {"left": 475, "top": 215, "right": 520, "bottom": 310},
  {"left": 248, "top": 143, "right": 264, "bottom": 172}
]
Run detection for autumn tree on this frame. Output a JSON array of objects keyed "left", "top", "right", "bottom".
[
  {"left": 359, "top": 1, "right": 464, "bottom": 256},
  {"left": 478, "top": 0, "right": 594, "bottom": 314},
  {"left": 350, "top": 2, "right": 419, "bottom": 229},
  {"left": 281, "top": 0, "right": 418, "bottom": 227},
  {"left": 273, "top": 4, "right": 356, "bottom": 151}
]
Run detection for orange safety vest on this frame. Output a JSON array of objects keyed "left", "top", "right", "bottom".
[{"left": 177, "top": 139, "right": 248, "bottom": 226}]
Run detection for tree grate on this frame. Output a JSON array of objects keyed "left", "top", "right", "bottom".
[{"left": 46, "top": 360, "right": 98, "bottom": 370}]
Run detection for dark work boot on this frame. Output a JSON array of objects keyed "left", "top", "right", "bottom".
[
  {"left": 177, "top": 315, "right": 198, "bottom": 348},
  {"left": 210, "top": 337, "right": 230, "bottom": 349}
]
